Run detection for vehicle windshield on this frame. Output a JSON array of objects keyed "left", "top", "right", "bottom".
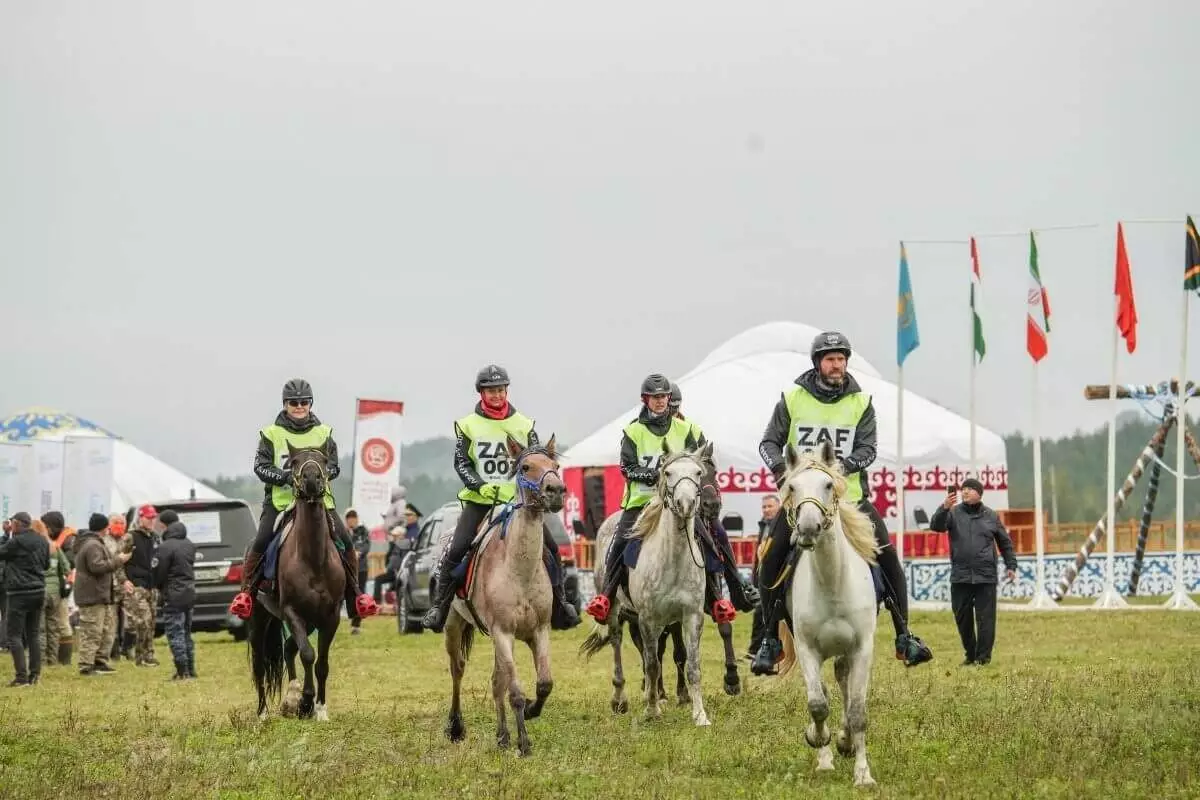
[{"left": 155, "top": 501, "right": 256, "bottom": 560}]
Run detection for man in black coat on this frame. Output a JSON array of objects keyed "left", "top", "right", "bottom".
[
  {"left": 929, "top": 478, "right": 1018, "bottom": 666},
  {"left": 154, "top": 510, "right": 197, "bottom": 681},
  {"left": 0, "top": 512, "right": 50, "bottom": 686}
]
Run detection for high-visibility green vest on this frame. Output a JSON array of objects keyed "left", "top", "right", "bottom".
[
  {"left": 261, "top": 423, "right": 336, "bottom": 511},
  {"left": 455, "top": 411, "right": 535, "bottom": 505},
  {"left": 783, "top": 386, "right": 871, "bottom": 502},
  {"left": 621, "top": 417, "right": 692, "bottom": 509}
]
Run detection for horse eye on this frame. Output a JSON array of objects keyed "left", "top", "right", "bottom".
[{"left": 522, "top": 463, "right": 530, "bottom": 472}]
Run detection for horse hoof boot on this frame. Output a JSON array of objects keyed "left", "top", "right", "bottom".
[
  {"left": 585, "top": 595, "right": 610, "bottom": 624},
  {"left": 356, "top": 594, "right": 379, "bottom": 618},
  {"left": 712, "top": 599, "right": 736, "bottom": 624},
  {"left": 229, "top": 592, "right": 254, "bottom": 620}
]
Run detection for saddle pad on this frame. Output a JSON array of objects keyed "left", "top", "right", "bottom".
[
  {"left": 263, "top": 519, "right": 295, "bottom": 583},
  {"left": 454, "top": 525, "right": 500, "bottom": 600}
]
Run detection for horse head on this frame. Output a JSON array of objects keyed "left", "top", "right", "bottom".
[
  {"left": 506, "top": 434, "right": 564, "bottom": 513},
  {"left": 657, "top": 439, "right": 712, "bottom": 521},
  {"left": 696, "top": 443, "right": 722, "bottom": 522},
  {"left": 781, "top": 439, "right": 844, "bottom": 550},
  {"left": 286, "top": 441, "right": 331, "bottom": 505}
]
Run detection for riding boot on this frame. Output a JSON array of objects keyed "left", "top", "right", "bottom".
[
  {"left": 544, "top": 542, "right": 581, "bottom": 630},
  {"left": 229, "top": 551, "right": 264, "bottom": 619},
  {"left": 750, "top": 595, "right": 784, "bottom": 676},
  {"left": 712, "top": 533, "right": 760, "bottom": 612},
  {"left": 421, "top": 559, "right": 457, "bottom": 633}
]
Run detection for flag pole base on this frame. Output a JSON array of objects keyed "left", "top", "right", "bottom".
[
  {"left": 1092, "top": 586, "right": 1130, "bottom": 609},
  {"left": 1163, "top": 589, "right": 1200, "bottom": 611},
  {"left": 1027, "top": 590, "right": 1059, "bottom": 610}
]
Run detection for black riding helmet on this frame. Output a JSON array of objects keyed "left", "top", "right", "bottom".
[
  {"left": 282, "top": 378, "right": 314, "bottom": 404},
  {"left": 668, "top": 382, "right": 682, "bottom": 410},
  {"left": 475, "top": 364, "right": 510, "bottom": 392},
  {"left": 641, "top": 373, "right": 671, "bottom": 398},
  {"left": 810, "top": 331, "right": 852, "bottom": 369}
]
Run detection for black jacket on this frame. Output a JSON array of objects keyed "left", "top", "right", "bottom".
[
  {"left": 759, "top": 370, "right": 877, "bottom": 498},
  {"left": 618, "top": 407, "right": 701, "bottom": 488},
  {"left": 0, "top": 529, "right": 50, "bottom": 595},
  {"left": 253, "top": 411, "right": 341, "bottom": 503},
  {"left": 453, "top": 403, "right": 540, "bottom": 493},
  {"left": 351, "top": 524, "right": 371, "bottom": 560},
  {"left": 124, "top": 528, "right": 159, "bottom": 589},
  {"left": 155, "top": 521, "right": 196, "bottom": 609},
  {"left": 929, "top": 502, "right": 1018, "bottom": 584}
]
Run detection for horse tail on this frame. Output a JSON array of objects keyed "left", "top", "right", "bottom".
[
  {"left": 249, "top": 606, "right": 286, "bottom": 703},
  {"left": 578, "top": 622, "right": 613, "bottom": 660},
  {"left": 775, "top": 620, "right": 797, "bottom": 677},
  {"left": 458, "top": 620, "right": 475, "bottom": 663}
]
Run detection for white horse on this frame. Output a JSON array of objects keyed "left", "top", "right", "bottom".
[
  {"left": 775, "top": 440, "right": 880, "bottom": 787},
  {"left": 579, "top": 442, "right": 713, "bottom": 726}
]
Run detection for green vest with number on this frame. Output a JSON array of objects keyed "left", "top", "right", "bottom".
[
  {"left": 621, "top": 417, "right": 693, "bottom": 510},
  {"left": 456, "top": 411, "right": 535, "bottom": 505},
  {"left": 261, "top": 423, "right": 337, "bottom": 511},
  {"left": 783, "top": 386, "right": 871, "bottom": 503}
]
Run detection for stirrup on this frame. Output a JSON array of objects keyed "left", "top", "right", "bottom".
[
  {"left": 750, "top": 637, "right": 782, "bottom": 676},
  {"left": 585, "top": 594, "right": 611, "bottom": 623},
  {"left": 229, "top": 592, "right": 254, "bottom": 620}
]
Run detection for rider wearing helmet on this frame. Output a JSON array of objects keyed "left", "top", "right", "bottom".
[
  {"left": 751, "top": 332, "right": 933, "bottom": 674},
  {"left": 584, "top": 373, "right": 702, "bottom": 623},
  {"left": 668, "top": 381, "right": 760, "bottom": 619},
  {"left": 229, "top": 379, "right": 379, "bottom": 622},
  {"left": 420, "top": 365, "right": 581, "bottom": 633}
]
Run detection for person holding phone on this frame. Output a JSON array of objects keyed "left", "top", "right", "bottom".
[{"left": 930, "top": 477, "right": 1018, "bottom": 666}]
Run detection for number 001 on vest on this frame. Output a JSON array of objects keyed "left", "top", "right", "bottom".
[{"left": 455, "top": 412, "right": 535, "bottom": 505}]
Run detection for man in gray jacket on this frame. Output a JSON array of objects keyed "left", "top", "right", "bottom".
[{"left": 929, "top": 478, "right": 1018, "bottom": 666}]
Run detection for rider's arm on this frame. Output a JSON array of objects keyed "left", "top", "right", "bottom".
[
  {"left": 326, "top": 435, "right": 341, "bottom": 481},
  {"left": 758, "top": 394, "right": 791, "bottom": 483},
  {"left": 253, "top": 434, "right": 290, "bottom": 487},
  {"left": 842, "top": 399, "right": 878, "bottom": 476},
  {"left": 619, "top": 432, "right": 657, "bottom": 484},
  {"left": 452, "top": 421, "right": 486, "bottom": 492}
]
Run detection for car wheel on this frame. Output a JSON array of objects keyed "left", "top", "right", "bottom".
[{"left": 398, "top": 589, "right": 423, "bottom": 635}]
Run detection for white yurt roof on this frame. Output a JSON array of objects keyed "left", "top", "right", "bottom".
[
  {"left": 0, "top": 409, "right": 226, "bottom": 510},
  {"left": 561, "top": 321, "right": 1006, "bottom": 470}
]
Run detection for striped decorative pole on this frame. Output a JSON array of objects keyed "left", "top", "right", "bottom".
[
  {"left": 1051, "top": 419, "right": 1175, "bottom": 601},
  {"left": 1126, "top": 442, "right": 1166, "bottom": 596}
]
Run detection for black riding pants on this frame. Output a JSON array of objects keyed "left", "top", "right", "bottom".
[
  {"left": 756, "top": 498, "right": 908, "bottom": 638},
  {"left": 252, "top": 500, "right": 352, "bottom": 555},
  {"left": 440, "top": 501, "right": 560, "bottom": 584}
]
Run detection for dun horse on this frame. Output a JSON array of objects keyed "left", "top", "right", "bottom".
[
  {"left": 775, "top": 441, "right": 880, "bottom": 786},
  {"left": 443, "top": 436, "right": 564, "bottom": 757},
  {"left": 580, "top": 442, "right": 714, "bottom": 725},
  {"left": 248, "top": 442, "right": 345, "bottom": 722}
]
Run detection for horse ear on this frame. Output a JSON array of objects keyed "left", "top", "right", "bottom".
[
  {"left": 322, "top": 439, "right": 333, "bottom": 459},
  {"left": 697, "top": 439, "right": 714, "bottom": 463},
  {"left": 820, "top": 440, "right": 837, "bottom": 467},
  {"left": 784, "top": 443, "right": 801, "bottom": 471},
  {"left": 545, "top": 433, "right": 557, "bottom": 458},
  {"left": 505, "top": 435, "right": 524, "bottom": 459}
]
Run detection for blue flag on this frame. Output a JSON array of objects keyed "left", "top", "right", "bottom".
[{"left": 897, "top": 243, "right": 920, "bottom": 366}]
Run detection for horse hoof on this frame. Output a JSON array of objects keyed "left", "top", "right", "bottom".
[
  {"left": 805, "top": 724, "right": 831, "bottom": 749},
  {"left": 611, "top": 698, "right": 629, "bottom": 715},
  {"left": 496, "top": 733, "right": 511, "bottom": 750},
  {"left": 445, "top": 715, "right": 466, "bottom": 743},
  {"left": 723, "top": 675, "right": 742, "bottom": 696},
  {"left": 677, "top": 694, "right": 689, "bottom": 708},
  {"left": 517, "top": 740, "right": 532, "bottom": 758},
  {"left": 257, "top": 710, "right": 269, "bottom": 723},
  {"left": 693, "top": 712, "right": 711, "bottom": 727},
  {"left": 314, "top": 703, "right": 329, "bottom": 722},
  {"left": 816, "top": 747, "right": 835, "bottom": 771},
  {"left": 854, "top": 770, "right": 876, "bottom": 787},
  {"left": 836, "top": 730, "right": 854, "bottom": 757}
]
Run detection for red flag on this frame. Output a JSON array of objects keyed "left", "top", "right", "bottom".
[{"left": 1114, "top": 222, "right": 1137, "bottom": 353}]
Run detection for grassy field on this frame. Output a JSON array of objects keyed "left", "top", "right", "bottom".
[{"left": 1, "top": 607, "right": 1197, "bottom": 800}]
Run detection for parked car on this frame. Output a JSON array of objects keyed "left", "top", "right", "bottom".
[
  {"left": 396, "top": 501, "right": 581, "bottom": 634},
  {"left": 126, "top": 498, "right": 257, "bottom": 641}
]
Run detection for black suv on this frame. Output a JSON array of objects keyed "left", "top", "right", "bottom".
[
  {"left": 395, "top": 501, "right": 580, "bottom": 633},
  {"left": 126, "top": 498, "right": 257, "bottom": 641}
]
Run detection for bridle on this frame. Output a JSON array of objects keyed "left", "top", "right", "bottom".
[
  {"left": 658, "top": 454, "right": 704, "bottom": 529},
  {"left": 784, "top": 463, "right": 840, "bottom": 534},
  {"left": 290, "top": 453, "right": 329, "bottom": 504},
  {"left": 513, "top": 447, "right": 560, "bottom": 511}
]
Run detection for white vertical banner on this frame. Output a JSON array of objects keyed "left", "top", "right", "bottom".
[
  {"left": 32, "top": 439, "right": 65, "bottom": 517},
  {"left": 350, "top": 399, "right": 405, "bottom": 529},
  {"left": 61, "top": 436, "right": 115, "bottom": 527},
  {"left": 0, "top": 442, "right": 34, "bottom": 521}
]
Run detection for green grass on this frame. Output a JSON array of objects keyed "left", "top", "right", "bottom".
[{"left": 1, "top": 608, "right": 1197, "bottom": 799}]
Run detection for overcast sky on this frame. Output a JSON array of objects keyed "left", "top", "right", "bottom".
[{"left": 2, "top": 1, "right": 1197, "bottom": 479}]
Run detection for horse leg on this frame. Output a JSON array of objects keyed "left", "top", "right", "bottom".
[
  {"left": 846, "top": 647, "right": 876, "bottom": 787},
  {"left": 281, "top": 637, "right": 302, "bottom": 718},
  {"left": 444, "top": 608, "right": 469, "bottom": 742},
  {"left": 719, "top": 621, "right": 741, "bottom": 696},
  {"left": 681, "top": 612, "right": 710, "bottom": 727},
  {"left": 524, "top": 626, "right": 553, "bottom": 720},
  {"left": 637, "top": 618, "right": 663, "bottom": 721},
  {"left": 494, "top": 631, "right": 532, "bottom": 756},
  {"left": 610, "top": 620, "right": 629, "bottom": 715},
  {"left": 834, "top": 655, "right": 853, "bottom": 758},
  {"left": 797, "top": 643, "right": 834, "bottom": 771},
  {"left": 313, "top": 623, "right": 334, "bottom": 722},
  {"left": 670, "top": 623, "right": 688, "bottom": 706},
  {"left": 284, "top": 609, "right": 316, "bottom": 719},
  {"left": 659, "top": 628, "right": 673, "bottom": 704}
]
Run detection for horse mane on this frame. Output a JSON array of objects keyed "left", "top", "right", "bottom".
[
  {"left": 780, "top": 450, "right": 878, "bottom": 565},
  {"left": 628, "top": 450, "right": 702, "bottom": 540}
]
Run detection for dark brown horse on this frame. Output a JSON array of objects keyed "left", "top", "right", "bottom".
[{"left": 248, "top": 441, "right": 345, "bottom": 722}]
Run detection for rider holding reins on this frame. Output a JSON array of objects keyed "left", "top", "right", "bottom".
[
  {"left": 751, "top": 332, "right": 933, "bottom": 674},
  {"left": 229, "top": 379, "right": 378, "bottom": 622},
  {"left": 421, "top": 365, "right": 581, "bottom": 633}
]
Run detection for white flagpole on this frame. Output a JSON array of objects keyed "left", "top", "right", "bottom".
[
  {"left": 1029, "top": 360, "right": 1057, "bottom": 608},
  {"left": 1165, "top": 288, "right": 1198, "bottom": 609},
  {"left": 1096, "top": 293, "right": 1128, "bottom": 608},
  {"left": 897, "top": 364, "right": 906, "bottom": 571}
]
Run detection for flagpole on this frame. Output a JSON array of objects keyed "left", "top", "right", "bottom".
[
  {"left": 1095, "top": 291, "right": 1128, "bottom": 608},
  {"left": 897, "top": 363, "right": 906, "bottom": 572},
  {"left": 1165, "top": 287, "right": 1198, "bottom": 609},
  {"left": 1029, "top": 360, "right": 1057, "bottom": 608}
]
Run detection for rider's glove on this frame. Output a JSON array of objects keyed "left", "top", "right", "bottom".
[{"left": 479, "top": 483, "right": 502, "bottom": 502}]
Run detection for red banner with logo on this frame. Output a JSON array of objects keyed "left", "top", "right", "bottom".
[{"left": 350, "top": 398, "right": 404, "bottom": 528}]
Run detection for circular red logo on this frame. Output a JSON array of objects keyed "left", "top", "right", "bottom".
[{"left": 360, "top": 438, "right": 395, "bottom": 475}]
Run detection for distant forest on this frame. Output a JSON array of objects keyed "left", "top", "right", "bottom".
[{"left": 206, "top": 413, "right": 1199, "bottom": 525}]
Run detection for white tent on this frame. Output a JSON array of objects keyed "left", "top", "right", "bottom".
[
  {"left": 0, "top": 409, "right": 225, "bottom": 519},
  {"left": 561, "top": 322, "right": 1009, "bottom": 532}
]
